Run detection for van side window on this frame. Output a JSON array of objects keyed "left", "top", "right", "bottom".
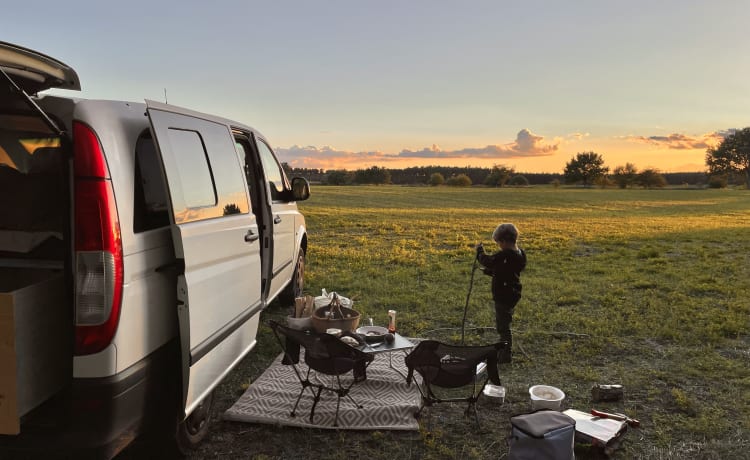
[
  {"left": 133, "top": 132, "right": 170, "bottom": 232},
  {"left": 256, "top": 140, "right": 288, "bottom": 201},
  {"left": 159, "top": 126, "right": 249, "bottom": 224},
  {"left": 167, "top": 129, "right": 217, "bottom": 209}
]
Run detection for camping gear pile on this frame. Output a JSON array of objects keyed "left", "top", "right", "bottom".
[{"left": 287, "top": 290, "right": 361, "bottom": 333}]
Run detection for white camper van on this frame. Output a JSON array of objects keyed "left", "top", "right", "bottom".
[{"left": 0, "top": 41, "right": 309, "bottom": 458}]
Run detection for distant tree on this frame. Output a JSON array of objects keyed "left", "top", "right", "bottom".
[
  {"left": 354, "top": 166, "right": 391, "bottom": 185},
  {"left": 564, "top": 152, "right": 608, "bottom": 187},
  {"left": 706, "top": 127, "right": 750, "bottom": 188},
  {"left": 484, "top": 165, "right": 514, "bottom": 187},
  {"left": 446, "top": 174, "right": 472, "bottom": 187},
  {"left": 611, "top": 163, "right": 639, "bottom": 189},
  {"left": 508, "top": 175, "right": 529, "bottom": 186},
  {"left": 637, "top": 168, "right": 667, "bottom": 188},
  {"left": 429, "top": 172, "right": 445, "bottom": 186},
  {"left": 326, "top": 169, "right": 353, "bottom": 185}
]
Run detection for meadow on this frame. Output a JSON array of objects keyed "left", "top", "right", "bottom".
[{"left": 191, "top": 186, "right": 750, "bottom": 459}]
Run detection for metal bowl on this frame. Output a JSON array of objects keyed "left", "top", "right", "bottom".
[{"left": 355, "top": 325, "right": 389, "bottom": 343}]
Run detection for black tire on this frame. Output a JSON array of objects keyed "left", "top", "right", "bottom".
[
  {"left": 174, "top": 391, "right": 214, "bottom": 455},
  {"left": 279, "top": 248, "right": 305, "bottom": 305}
]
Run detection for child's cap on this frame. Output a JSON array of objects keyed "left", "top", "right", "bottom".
[{"left": 492, "top": 223, "right": 519, "bottom": 243}]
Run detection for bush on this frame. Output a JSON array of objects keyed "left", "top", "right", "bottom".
[
  {"left": 508, "top": 175, "right": 529, "bottom": 186},
  {"left": 708, "top": 175, "right": 728, "bottom": 189},
  {"left": 446, "top": 174, "right": 472, "bottom": 187},
  {"left": 638, "top": 169, "right": 667, "bottom": 188},
  {"left": 429, "top": 172, "right": 445, "bottom": 186},
  {"left": 551, "top": 179, "right": 561, "bottom": 188},
  {"left": 326, "top": 170, "right": 353, "bottom": 185}
]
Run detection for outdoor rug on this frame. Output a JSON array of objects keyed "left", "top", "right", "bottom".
[{"left": 224, "top": 350, "right": 421, "bottom": 430}]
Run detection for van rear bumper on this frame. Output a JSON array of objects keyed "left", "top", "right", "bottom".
[{"left": 0, "top": 340, "right": 178, "bottom": 459}]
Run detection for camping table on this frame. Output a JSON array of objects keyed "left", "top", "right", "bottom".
[{"left": 358, "top": 333, "right": 416, "bottom": 379}]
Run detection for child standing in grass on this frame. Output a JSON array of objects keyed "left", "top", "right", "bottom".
[{"left": 476, "top": 223, "right": 526, "bottom": 362}]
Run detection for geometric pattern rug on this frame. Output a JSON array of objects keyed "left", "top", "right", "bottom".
[{"left": 224, "top": 350, "right": 421, "bottom": 430}]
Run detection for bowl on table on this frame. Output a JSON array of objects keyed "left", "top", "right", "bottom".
[{"left": 355, "top": 325, "right": 389, "bottom": 343}]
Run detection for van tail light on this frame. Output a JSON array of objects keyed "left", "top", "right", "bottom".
[{"left": 73, "top": 121, "right": 124, "bottom": 355}]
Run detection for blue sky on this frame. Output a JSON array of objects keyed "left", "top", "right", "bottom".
[{"left": 4, "top": 0, "right": 749, "bottom": 172}]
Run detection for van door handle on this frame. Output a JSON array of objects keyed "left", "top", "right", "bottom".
[
  {"left": 273, "top": 215, "right": 282, "bottom": 224},
  {"left": 244, "top": 229, "right": 260, "bottom": 242}
]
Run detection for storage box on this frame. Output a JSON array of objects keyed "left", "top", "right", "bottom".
[
  {"left": 508, "top": 410, "right": 576, "bottom": 460},
  {"left": 0, "top": 268, "right": 71, "bottom": 435}
]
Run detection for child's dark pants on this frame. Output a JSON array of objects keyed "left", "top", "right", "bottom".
[
  {"left": 494, "top": 301, "right": 514, "bottom": 346},
  {"left": 495, "top": 299, "right": 517, "bottom": 362}
]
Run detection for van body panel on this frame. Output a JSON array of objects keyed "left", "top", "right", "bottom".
[
  {"left": 113, "top": 245, "right": 177, "bottom": 372},
  {"left": 266, "top": 202, "right": 302, "bottom": 298},
  {"left": 184, "top": 317, "right": 259, "bottom": 416}
]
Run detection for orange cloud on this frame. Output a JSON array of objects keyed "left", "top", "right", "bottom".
[
  {"left": 398, "top": 129, "right": 558, "bottom": 159},
  {"left": 276, "top": 129, "right": 559, "bottom": 168},
  {"left": 626, "top": 131, "right": 728, "bottom": 150}
]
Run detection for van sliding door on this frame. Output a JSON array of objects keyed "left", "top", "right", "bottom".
[{"left": 145, "top": 100, "right": 262, "bottom": 418}]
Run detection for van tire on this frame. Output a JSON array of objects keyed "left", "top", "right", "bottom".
[
  {"left": 279, "top": 248, "right": 305, "bottom": 305},
  {"left": 174, "top": 390, "right": 214, "bottom": 455}
]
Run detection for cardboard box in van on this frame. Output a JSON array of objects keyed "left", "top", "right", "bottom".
[{"left": 0, "top": 268, "right": 70, "bottom": 435}]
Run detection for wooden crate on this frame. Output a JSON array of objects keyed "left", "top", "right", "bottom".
[{"left": 0, "top": 269, "right": 70, "bottom": 435}]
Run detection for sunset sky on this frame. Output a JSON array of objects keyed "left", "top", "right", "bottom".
[{"left": 4, "top": 1, "right": 749, "bottom": 173}]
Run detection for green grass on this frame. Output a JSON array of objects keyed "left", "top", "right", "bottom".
[{"left": 197, "top": 186, "right": 750, "bottom": 459}]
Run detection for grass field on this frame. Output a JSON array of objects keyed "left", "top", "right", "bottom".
[{"left": 192, "top": 186, "right": 750, "bottom": 459}]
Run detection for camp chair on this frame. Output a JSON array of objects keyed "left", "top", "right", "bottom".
[
  {"left": 404, "top": 339, "right": 507, "bottom": 428},
  {"left": 268, "top": 320, "right": 374, "bottom": 427}
]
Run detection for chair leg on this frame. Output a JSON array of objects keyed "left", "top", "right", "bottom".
[
  {"left": 465, "top": 400, "right": 481, "bottom": 429},
  {"left": 333, "top": 394, "right": 341, "bottom": 427},
  {"left": 291, "top": 369, "right": 316, "bottom": 418},
  {"left": 309, "top": 386, "right": 324, "bottom": 424},
  {"left": 291, "top": 384, "right": 307, "bottom": 418}
]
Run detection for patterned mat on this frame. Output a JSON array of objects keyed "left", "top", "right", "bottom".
[{"left": 224, "top": 350, "right": 421, "bottom": 430}]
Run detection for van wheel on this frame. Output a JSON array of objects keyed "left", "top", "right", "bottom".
[
  {"left": 279, "top": 248, "right": 305, "bottom": 305},
  {"left": 174, "top": 391, "right": 214, "bottom": 454}
]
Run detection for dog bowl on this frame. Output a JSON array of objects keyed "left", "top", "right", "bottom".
[{"left": 529, "top": 385, "right": 565, "bottom": 410}]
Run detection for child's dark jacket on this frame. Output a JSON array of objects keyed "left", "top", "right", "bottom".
[{"left": 476, "top": 247, "right": 527, "bottom": 303}]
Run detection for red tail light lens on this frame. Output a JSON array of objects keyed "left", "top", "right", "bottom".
[{"left": 73, "top": 121, "right": 123, "bottom": 355}]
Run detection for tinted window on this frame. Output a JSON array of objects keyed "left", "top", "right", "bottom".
[
  {"left": 151, "top": 116, "right": 250, "bottom": 224},
  {"left": 134, "top": 133, "right": 170, "bottom": 232},
  {"left": 167, "top": 129, "right": 216, "bottom": 209},
  {"left": 256, "top": 140, "right": 288, "bottom": 201}
]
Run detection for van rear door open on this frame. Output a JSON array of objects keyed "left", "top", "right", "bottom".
[{"left": 146, "top": 100, "right": 262, "bottom": 418}]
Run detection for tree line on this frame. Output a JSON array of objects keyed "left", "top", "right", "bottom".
[
  {"left": 282, "top": 128, "right": 750, "bottom": 188},
  {"left": 283, "top": 163, "right": 708, "bottom": 187}
]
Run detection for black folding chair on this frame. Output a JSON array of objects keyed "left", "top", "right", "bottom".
[
  {"left": 404, "top": 339, "right": 507, "bottom": 428},
  {"left": 268, "top": 320, "right": 374, "bottom": 427}
]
